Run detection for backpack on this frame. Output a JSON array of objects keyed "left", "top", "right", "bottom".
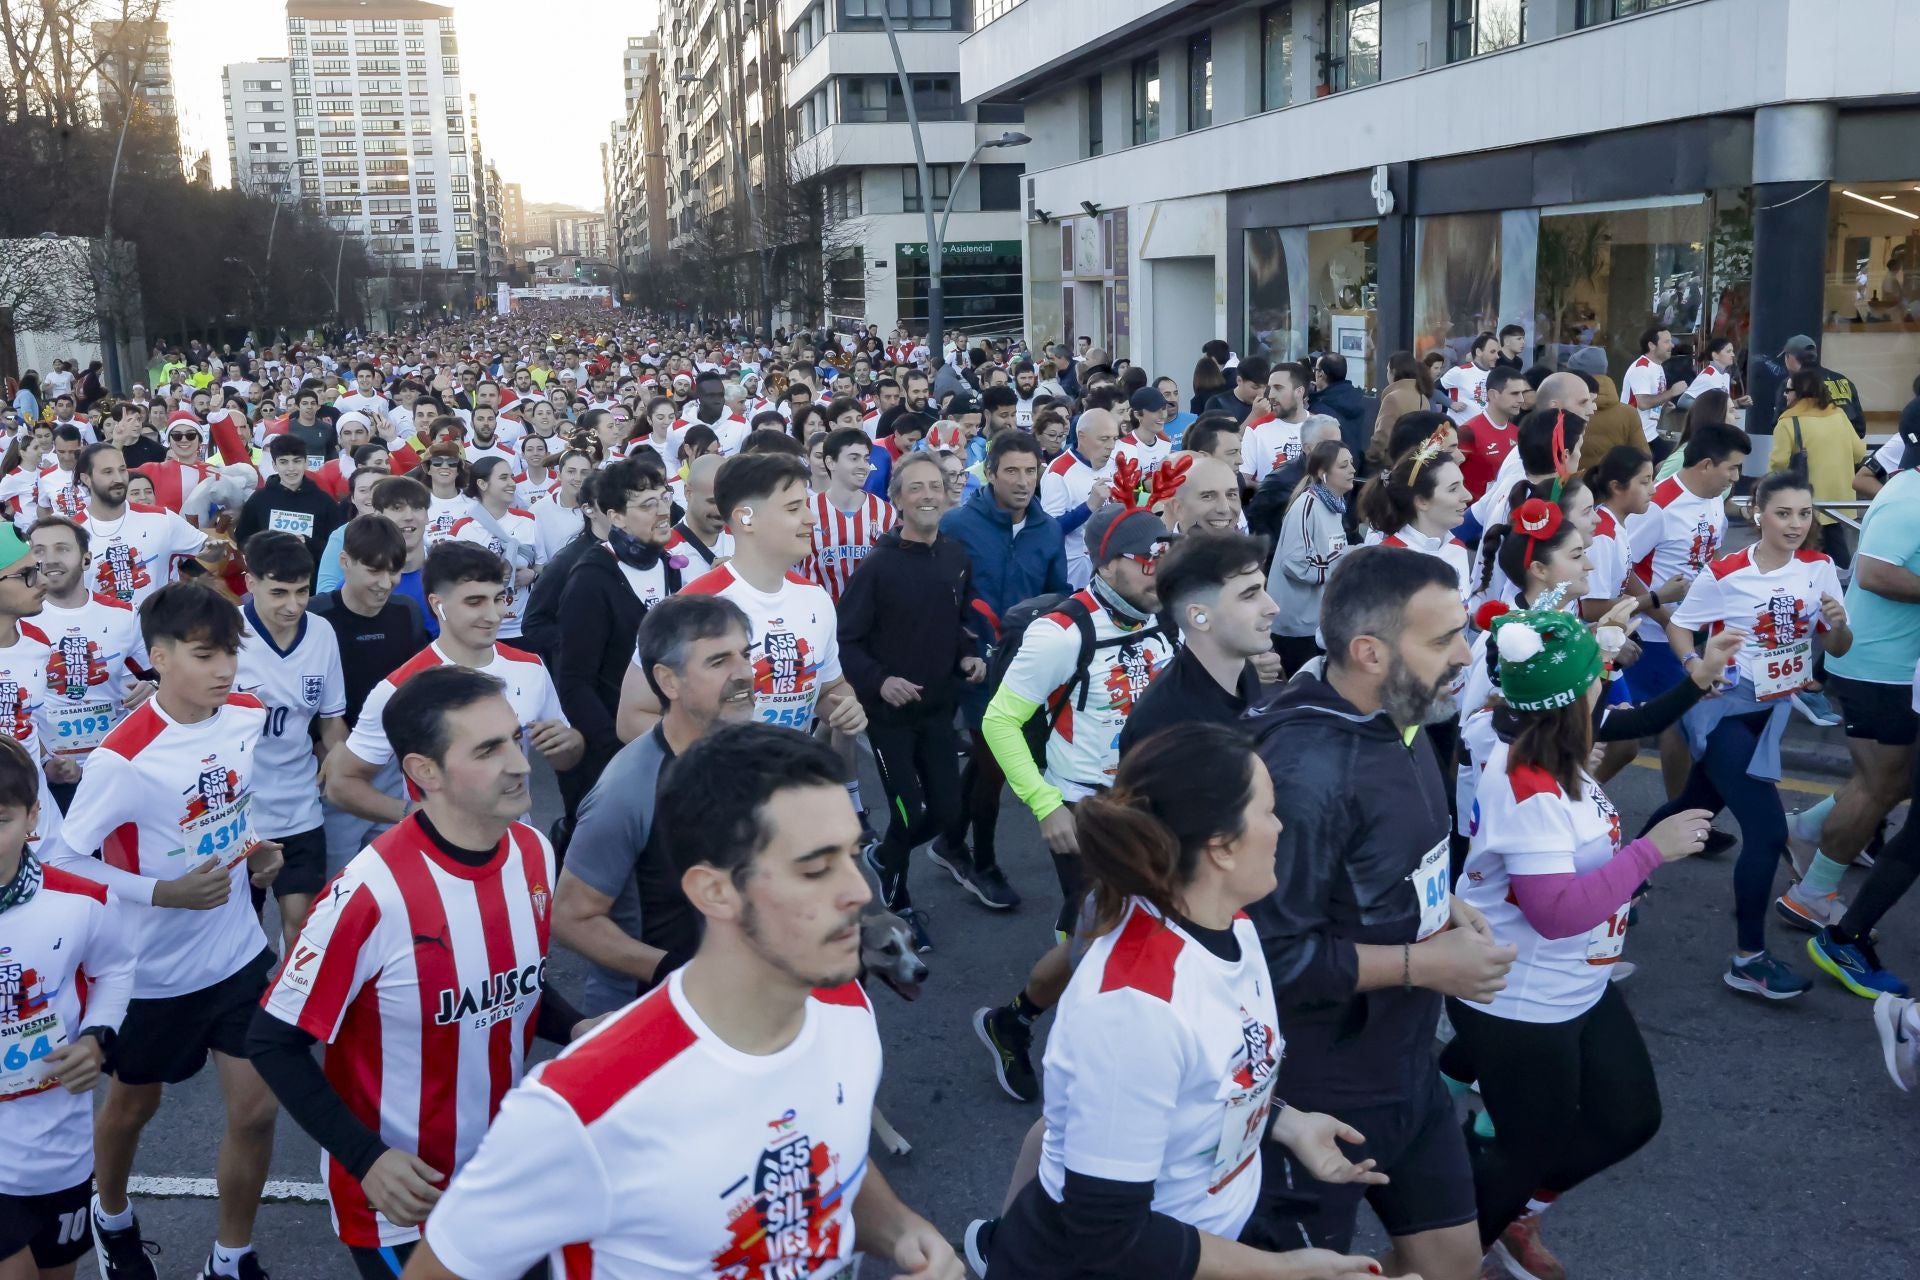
[{"left": 987, "top": 591, "right": 1169, "bottom": 731}]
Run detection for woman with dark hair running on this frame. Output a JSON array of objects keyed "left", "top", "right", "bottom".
[{"left": 970, "top": 723, "right": 1391, "bottom": 1280}]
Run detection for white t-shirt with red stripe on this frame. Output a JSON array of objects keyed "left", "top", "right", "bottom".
[
  {"left": 56, "top": 693, "right": 269, "bottom": 998},
  {"left": 1669, "top": 546, "right": 1845, "bottom": 700},
  {"left": 1040, "top": 450, "right": 1109, "bottom": 589},
  {"left": 1584, "top": 507, "right": 1634, "bottom": 606},
  {"left": 1619, "top": 356, "right": 1668, "bottom": 442},
  {"left": 669, "top": 413, "right": 749, "bottom": 458},
  {"left": 35, "top": 592, "right": 148, "bottom": 763},
  {"left": 449, "top": 507, "right": 540, "bottom": 638},
  {"left": 1240, "top": 415, "right": 1304, "bottom": 484},
  {"left": 260, "top": 817, "right": 557, "bottom": 1248},
  {"left": 1439, "top": 362, "right": 1491, "bottom": 426},
  {"left": 678, "top": 566, "right": 842, "bottom": 732},
  {"left": 1374, "top": 526, "right": 1474, "bottom": 605},
  {"left": 33, "top": 466, "right": 87, "bottom": 519},
  {"left": 1038, "top": 900, "right": 1280, "bottom": 1241},
  {"left": 0, "top": 623, "right": 64, "bottom": 849},
  {"left": 421, "top": 969, "right": 880, "bottom": 1280},
  {"left": 75, "top": 503, "right": 209, "bottom": 608},
  {"left": 1623, "top": 476, "right": 1726, "bottom": 643},
  {"left": 1460, "top": 742, "right": 1628, "bottom": 1024},
  {"left": 345, "top": 642, "right": 566, "bottom": 783},
  {"left": 1110, "top": 430, "right": 1173, "bottom": 485},
  {"left": 804, "top": 490, "right": 895, "bottom": 604},
  {"left": 0, "top": 864, "right": 135, "bottom": 1195}
]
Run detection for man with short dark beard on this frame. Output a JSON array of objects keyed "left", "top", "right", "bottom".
[{"left": 1241, "top": 546, "right": 1515, "bottom": 1280}]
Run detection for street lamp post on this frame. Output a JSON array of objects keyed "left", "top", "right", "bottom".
[{"left": 876, "top": 4, "right": 1027, "bottom": 350}]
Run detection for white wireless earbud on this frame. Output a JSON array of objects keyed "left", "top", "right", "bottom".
[
  {"left": 739, "top": 506, "right": 755, "bottom": 528},
  {"left": 1192, "top": 611, "right": 1209, "bottom": 627},
  {"left": 433, "top": 601, "right": 446, "bottom": 622}
]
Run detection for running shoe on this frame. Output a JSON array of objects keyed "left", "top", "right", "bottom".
[
  {"left": 195, "top": 1253, "right": 269, "bottom": 1280},
  {"left": 1724, "top": 951, "right": 1812, "bottom": 1000},
  {"left": 1774, "top": 881, "right": 1847, "bottom": 933},
  {"left": 1791, "top": 689, "right": 1843, "bottom": 727},
  {"left": 91, "top": 1199, "right": 159, "bottom": 1280},
  {"left": 925, "top": 838, "right": 973, "bottom": 885},
  {"left": 1608, "top": 960, "right": 1638, "bottom": 983},
  {"left": 898, "top": 906, "right": 934, "bottom": 954},
  {"left": 1699, "top": 828, "right": 1736, "bottom": 859},
  {"left": 974, "top": 1004, "right": 1038, "bottom": 1102},
  {"left": 957, "top": 864, "right": 1021, "bottom": 910},
  {"left": 1492, "top": 1214, "right": 1566, "bottom": 1280},
  {"left": 1808, "top": 930, "right": 1911, "bottom": 999},
  {"left": 1872, "top": 994, "right": 1919, "bottom": 1092},
  {"left": 963, "top": 1217, "right": 997, "bottom": 1277}
]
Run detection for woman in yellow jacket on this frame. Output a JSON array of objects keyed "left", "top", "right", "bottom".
[{"left": 1772, "top": 367, "right": 1865, "bottom": 566}]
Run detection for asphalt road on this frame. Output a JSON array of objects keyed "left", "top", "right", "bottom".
[{"left": 109, "top": 747, "right": 1918, "bottom": 1280}]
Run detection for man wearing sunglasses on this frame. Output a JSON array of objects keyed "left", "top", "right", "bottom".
[
  {"left": 970, "top": 503, "right": 1178, "bottom": 1103},
  {"left": 0, "top": 524, "right": 67, "bottom": 848}
]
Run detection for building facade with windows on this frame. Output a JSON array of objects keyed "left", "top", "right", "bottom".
[
  {"left": 223, "top": 59, "right": 298, "bottom": 198},
  {"left": 962, "top": 0, "right": 1920, "bottom": 437},
  {"left": 95, "top": 17, "right": 181, "bottom": 167},
  {"left": 786, "top": 0, "right": 1027, "bottom": 336},
  {"left": 607, "top": 34, "right": 672, "bottom": 287},
  {"left": 281, "top": 0, "right": 483, "bottom": 294}
]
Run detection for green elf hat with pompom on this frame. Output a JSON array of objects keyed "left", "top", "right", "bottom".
[{"left": 1474, "top": 590, "right": 1602, "bottom": 713}]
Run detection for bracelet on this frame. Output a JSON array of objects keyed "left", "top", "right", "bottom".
[
  {"left": 1402, "top": 943, "right": 1412, "bottom": 991},
  {"left": 1681, "top": 651, "right": 1701, "bottom": 666}
]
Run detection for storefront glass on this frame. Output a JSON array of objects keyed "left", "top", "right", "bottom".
[
  {"left": 1534, "top": 197, "right": 1707, "bottom": 376},
  {"left": 1246, "top": 226, "right": 1302, "bottom": 363},
  {"left": 1413, "top": 211, "right": 1503, "bottom": 361},
  {"left": 896, "top": 240, "right": 1024, "bottom": 336},
  {"left": 1307, "top": 223, "right": 1378, "bottom": 389},
  {"left": 1822, "top": 180, "right": 1919, "bottom": 425}
]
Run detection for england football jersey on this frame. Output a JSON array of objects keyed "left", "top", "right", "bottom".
[
  {"left": 236, "top": 607, "right": 346, "bottom": 839},
  {"left": 260, "top": 818, "right": 556, "bottom": 1248},
  {"left": 35, "top": 592, "right": 148, "bottom": 763},
  {"left": 75, "top": 503, "right": 209, "bottom": 608},
  {"left": 804, "top": 492, "right": 895, "bottom": 604},
  {"left": 449, "top": 508, "right": 540, "bottom": 638},
  {"left": 0, "top": 623, "right": 64, "bottom": 848},
  {"left": 421, "top": 970, "right": 880, "bottom": 1280},
  {"left": 1038, "top": 900, "right": 1279, "bottom": 1240},
  {"left": 56, "top": 693, "right": 270, "bottom": 998},
  {"left": 678, "top": 566, "right": 842, "bottom": 731},
  {"left": 1623, "top": 476, "right": 1727, "bottom": 644},
  {"left": 1669, "top": 547, "right": 1845, "bottom": 701},
  {"left": 0, "top": 864, "right": 135, "bottom": 1196},
  {"left": 1460, "top": 742, "right": 1635, "bottom": 1023}
]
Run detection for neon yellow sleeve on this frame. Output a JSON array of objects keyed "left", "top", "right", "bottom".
[{"left": 982, "top": 685, "right": 1065, "bottom": 822}]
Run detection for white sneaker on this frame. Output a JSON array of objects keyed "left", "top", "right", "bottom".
[
  {"left": 1873, "top": 994, "right": 1919, "bottom": 1092},
  {"left": 1775, "top": 880, "right": 1847, "bottom": 932},
  {"left": 1608, "top": 960, "right": 1638, "bottom": 983}
]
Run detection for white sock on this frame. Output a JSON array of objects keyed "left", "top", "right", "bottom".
[
  {"left": 210, "top": 1242, "right": 252, "bottom": 1277},
  {"left": 1525, "top": 1194, "right": 1555, "bottom": 1216},
  {"left": 92, "top": 1196, "right": 134, "bottom": 1231}
]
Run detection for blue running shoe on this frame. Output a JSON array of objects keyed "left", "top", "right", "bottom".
[
  {"left": 1808, "top": 929, "right": 1910, "bottom": 999},
  {"left": 1724, "top": 950, "right": 1811, "bottom": 1000}
]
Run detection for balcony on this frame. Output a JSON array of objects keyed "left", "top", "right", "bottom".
[
  {"left": 787, "top": 31, "right": 963, "bottom": 105},
  {"left": 789, "top": 117, "right": 986, "bottom": 177}
]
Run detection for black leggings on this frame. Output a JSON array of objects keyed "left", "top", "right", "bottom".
[
  {"left": 1638, "top": 711, "right": 1786, "bottom": 953},
  {"left": 866, "top": 707, "right": 962, "bottom": 910},
  {"left": 1840, "top": 739, "right": 1920, "bottom": 937},
  {"left": 1446, "top": 984, "right": 1661, "bottom": 1245},
  {"left": 943, "top": 715, "right": 1047, "bottom": 874}
]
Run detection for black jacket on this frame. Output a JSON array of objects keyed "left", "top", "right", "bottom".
[
  {"left": 234, "top": 477, "right": 339, "bottom": 584},
  {"left": 1310, "top": 379, "right": 1371, "bottom": 464},
  {"left": 837, "top": 528, "right": 979, "bottom": 716},
  {"left": 1245, "top": 670, "right": 1451, "bottom": 1108},
  {"left": 521, "top": 529, "right": 596, "bottom": 659},
  {"left": 553, "top": 544, "right": 681, "bottom": 773},
  {"left": 1204, "top": 390, "right": 1253, "bottom": 424}
]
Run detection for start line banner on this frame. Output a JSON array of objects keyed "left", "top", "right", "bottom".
[{"left": 498, "top": 284, "right": 615, "bottom": 311}]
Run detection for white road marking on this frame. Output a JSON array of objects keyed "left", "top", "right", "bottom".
[{"left": 127, "top": 1176, "right": 327, "bottom": 1203}]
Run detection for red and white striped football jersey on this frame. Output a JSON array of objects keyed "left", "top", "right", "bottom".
[
  {"left": 420, "top": 970, "right": 881, "bottom": 1280},
  {"left": 803, "top": 491, "right": 895, "bottom": 603},
  {"left": 260, "top": 817, "right": 557, "bottom": 1248}
]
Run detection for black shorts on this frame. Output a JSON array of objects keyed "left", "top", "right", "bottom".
[
  {"left": 349, "top": 1241, "right": 416, "bottom": 1280},
  {"left": 0, "top": 1177, "right": 93, "bottom": 1268},
  {"left": 1242, "top": 1070, "right": 1477, "bottom": 1253},
  {"left": 1826, "top": 673, "right": 1919, "bottom": 747},
  {"left": 271, "top": 826, "right": 329, "bottom": 898},
  {"left": 113, "top": 948, "right": 275, "bottom": 1086}
]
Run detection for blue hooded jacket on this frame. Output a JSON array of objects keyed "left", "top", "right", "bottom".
[{"left": 939, "top": 485, "right": 1068, "bottom": 721}]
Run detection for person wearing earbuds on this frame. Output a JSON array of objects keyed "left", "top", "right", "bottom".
[
  {"left": 616, "top": 453, "right": 868, "bottom": 748},
  {"left": 326, "top": 541, "right": 583, "bottom": 828}
]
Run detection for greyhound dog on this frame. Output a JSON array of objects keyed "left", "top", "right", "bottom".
[{"left": 860, "top": 906, "right": 928, "bottom": 1156}]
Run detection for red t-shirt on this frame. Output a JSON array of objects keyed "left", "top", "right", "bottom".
[{"left": 1457, "top": 411, "right": 1518, "bottom": 501}]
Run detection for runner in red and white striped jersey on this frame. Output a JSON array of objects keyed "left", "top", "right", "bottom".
[
  {"left": 804, "top": 430, "right": 895, "bottom": 603},
  {"left": 251, "top": 666, "right": 589, "bottom": 1278}
]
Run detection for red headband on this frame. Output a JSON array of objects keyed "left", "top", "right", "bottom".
[{"left": 1513, "top": 497, "right": 1564, "bottom": 566}]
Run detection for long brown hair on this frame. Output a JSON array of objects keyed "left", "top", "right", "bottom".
[
  {"left": 1075, "top": 723, "right": 1258, "bottom": 934},
  {"left": 1507, "top": 698, "right": 1594, "bottom": 798}
]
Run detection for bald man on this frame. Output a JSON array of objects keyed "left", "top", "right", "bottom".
[
  {"left": 1162, "top": 454, "right": 1245, "bottom": 535},
  {"left": 1040, "top": 407, "right": 1120, "bottom": 588},
  {"left": 1536, "top": 370, "right": 1597, "bottom": 419},
  {"left": 666, "top": 452, "right": 734, "bottom": 571}
]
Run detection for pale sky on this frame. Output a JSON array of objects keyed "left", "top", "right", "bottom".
[{"left": 165, "top": 0, "right": 650, "bottom": 210}]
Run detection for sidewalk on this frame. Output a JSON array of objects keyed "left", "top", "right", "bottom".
[{"left": 1781, "top": 714, "right": 1852, "bottom": 781}]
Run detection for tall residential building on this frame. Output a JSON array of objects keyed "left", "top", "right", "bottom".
[
  {"left": 607, "top": 35, "right": 671, "bottom": 283},
  {"left": 959, "top": 0, "right": 1918, "bottom": 436},
  {"left": 502, "top": 182, "right": 526, "bottom": 250},
  {"left": 785, "top": 1, "right": 1027, "bottom": 335},
  {"left": 94, "top": 16, "right": 181, "bottom": 163},
  {"left": 483, "top": 159, "right": 506, "bottom": 280},
  {"left": 222, "top": 59, "right": 298, "bottom": 198},
  {"left": 284, "top": 0, "right": 481, "bottom": 284}
]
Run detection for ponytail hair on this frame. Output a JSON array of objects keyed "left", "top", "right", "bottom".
[
  {"left": 1477, "top": 476, "right": 1585, "bottom": 597},
  {"left": 1358, "top": 451, "right": 1460, "bottom": 537},
  {"left": 1075, "top": 723, "right": 1261, "bottom": 935},
  {"left": 1583, "top": 444, "right": 1652, "bottom": 506}
]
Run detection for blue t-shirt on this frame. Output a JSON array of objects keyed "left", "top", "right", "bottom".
[
  {"left": 1828, "top": 469, "right": 1920, "bottom": 684},
  {"left": 392, "top": 567, "right": 438, "bottom": 638}
]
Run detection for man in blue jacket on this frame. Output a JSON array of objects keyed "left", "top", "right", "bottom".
[{"left": 931, "top": 431, "right": 1067, "bottom": 909}]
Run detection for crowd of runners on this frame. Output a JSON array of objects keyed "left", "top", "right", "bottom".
[{"left": 1, "top": 302, "right": 1917, "bottom": 1280}]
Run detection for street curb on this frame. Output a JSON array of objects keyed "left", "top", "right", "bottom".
[{"left": 1781, "top": 732, "right": 1852, "bottom": 782}]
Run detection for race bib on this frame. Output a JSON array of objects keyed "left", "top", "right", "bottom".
[
  {"left": 1409, "top": 838, "right": 1451, "bottom": 941},
  {"left": 306, "top": 454, "right": 325, "bottom": 472},
  {"left": 1209, "top": 1073, "right": 1277, "bottom": 1193},
  {"left": 1752, "top": 638, "right": 1811, "bottom": 702},
  {"left": 0, "top": 1009, "right": 67, "bottom": 1100},
  {"left": 1585, "top": 903, "right": 1630, "bottom": 965},
  {"left": 180, "top": 792, "right": 254, "bottom": 868},
  {"left": 51, "top": 700, "right": 115, "bottom": 754},
  {"left": 269, "top": 508, "right": 316, "bottom": 538}
]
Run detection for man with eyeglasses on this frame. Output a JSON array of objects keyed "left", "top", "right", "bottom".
[{"left": 0, "top": 523, "right": 68, "bottom": 848}]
